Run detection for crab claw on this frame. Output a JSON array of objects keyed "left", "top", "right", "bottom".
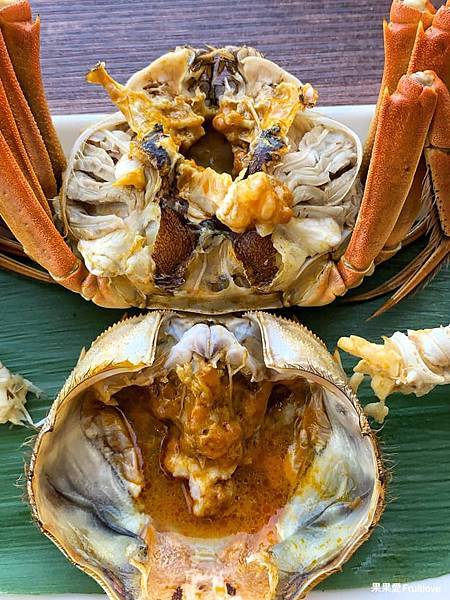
[
  {"left": 0, "top": 0, "right": 66, "bottom": 185},
  {"left": 338, "top": 71, "right": 438, "bottom": 290},
  {"left": 361, "top": 0, "right": 436, "bottom": 180}
]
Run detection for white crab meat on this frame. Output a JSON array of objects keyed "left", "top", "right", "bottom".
[
  {"left": 339, "top": 324, "right": 450, "bottom": 422},
  {"left": 0, "top": 361, "right": 39, "bottom": 426}
]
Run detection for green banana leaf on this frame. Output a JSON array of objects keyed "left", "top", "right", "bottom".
[{"left": 0, "top": 240, "right": 449, "bottom": 594}]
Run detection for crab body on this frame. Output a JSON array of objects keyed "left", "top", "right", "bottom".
[
  {"left": 0, "top": 1, "right": 448, "bottom": 314},
  {"left": 57, "top": 80, "right": 361, "bottom": 311}
]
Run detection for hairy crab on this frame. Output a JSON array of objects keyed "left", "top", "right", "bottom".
[
  {"left": 0, "top": 0, "right": 448, "bottom": 314},
  {"left": 28, "top": 311, "right": 384, "bottom": 600}
]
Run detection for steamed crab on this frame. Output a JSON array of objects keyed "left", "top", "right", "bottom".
[
  {"left": 0, "top": 0, "right": 448, "bottom": 314},
  {"left": 29, "top": 311, "right": 384, "bottom": 600}
]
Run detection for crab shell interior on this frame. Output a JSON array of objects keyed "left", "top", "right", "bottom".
[
  {"left": 59, "top": 46, "right": 363, "bottom": 312},
  {"left": 29, "top": 312, "right": 383, "bottom": 600}
]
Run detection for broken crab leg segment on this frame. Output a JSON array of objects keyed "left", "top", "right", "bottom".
[
  {"left": 377, "top": 156, "right": 427, "bottom": 263},
  {"left": 0, "top": 76, "right": 50, "bottom": 216},
  {"left": 361, "top": 0, "right": 435, "bottom": 178},
  {"left": 0, "top": 30, "right": 56, "bottom": 198},
  {"left": 338, "top": 324, "right": 450, "bottom": 422},
  {"left": 0, "top": 8, "right": 67, "bottom": 184},
  {"left": 298, "top": 262, "right": 346, "bottom": 306},
  {"left": 408, "top": 4, "right": 450, "bottom": 88},
  {"left": 0, "top": 132, "right": 81, "bottom": 285},
  {"left": 338, "top": 72, "right": 438, "bottom": 289},
  {"left": 79, "top": 274, "right": 130, "bottom": 309}
]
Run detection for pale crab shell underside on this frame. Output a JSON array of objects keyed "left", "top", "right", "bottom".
[
  {"left": 59, "top": 46, "right": 363, "bottom": 313},
  {"left": 28, "top": 312, "right": 384, "bottom": 600}
]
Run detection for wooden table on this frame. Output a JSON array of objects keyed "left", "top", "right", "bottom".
[{"left": 33, "top": 0, "right": 441, "bottom": 113}]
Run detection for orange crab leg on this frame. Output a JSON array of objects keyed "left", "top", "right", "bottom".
[
  {"left": 0, "top": 1, "right": 66, "bottom": 184},
  {"left": 406, "top": 2, "right": 450, "bottom": 237},
  {"left": 338, "top": 72, "right": 438, "bottom": 289},
  {"left": 0, "top": 131, "right": 82, "bottom": 282},
  {"left": 361, "top": 0, "right": 435, "bottom": 179},
  {"left": 363, "top": 1, "right": 435, "bottom": 267},
  {"left": 352, "top": 72, "right": 450, "bottom": 315},
  {"left": 375, "top": 2, "right": 450, "bottom": 261},
  {"left": 408, "top": 2, "right": 450, "bottom": 235},
  {"left": 407, "top": 2, "right": 450, "bottom": 87},
  {"left": 0, "top": 252, "right": 53, "bottom": 283},
  {"left": 424, "top": 75, "right": 450, "bottom": 238},
  {"left": 371, "top": 226, "right": 449, "bottom": 318},
  {"left": 0, "top": 76, "right": 50, "bottom": 216},
  {"left": 376, "top": 157, "right": 427, "bottom": 263},
  {"left": 0, "top": 131, "right": 130, "bottom": 308},
  {"left": 0, "top": 28, "right": 56, "bottom": 199}
]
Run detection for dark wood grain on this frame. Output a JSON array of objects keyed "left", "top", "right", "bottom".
[{"left": 29, "top": 0, "right": 444, "bottom": 114}]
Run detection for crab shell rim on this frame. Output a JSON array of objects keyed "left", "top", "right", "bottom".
[{"left": 27, "top": 310, "right": 385, "bottom": 600}]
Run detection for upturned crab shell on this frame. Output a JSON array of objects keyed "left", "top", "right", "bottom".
[
  {"left": 57, "top": 46, "right": 363, "bottom": 312},
  {"left": 28, "top": 311, "right": 384, "bottom": 600}
]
